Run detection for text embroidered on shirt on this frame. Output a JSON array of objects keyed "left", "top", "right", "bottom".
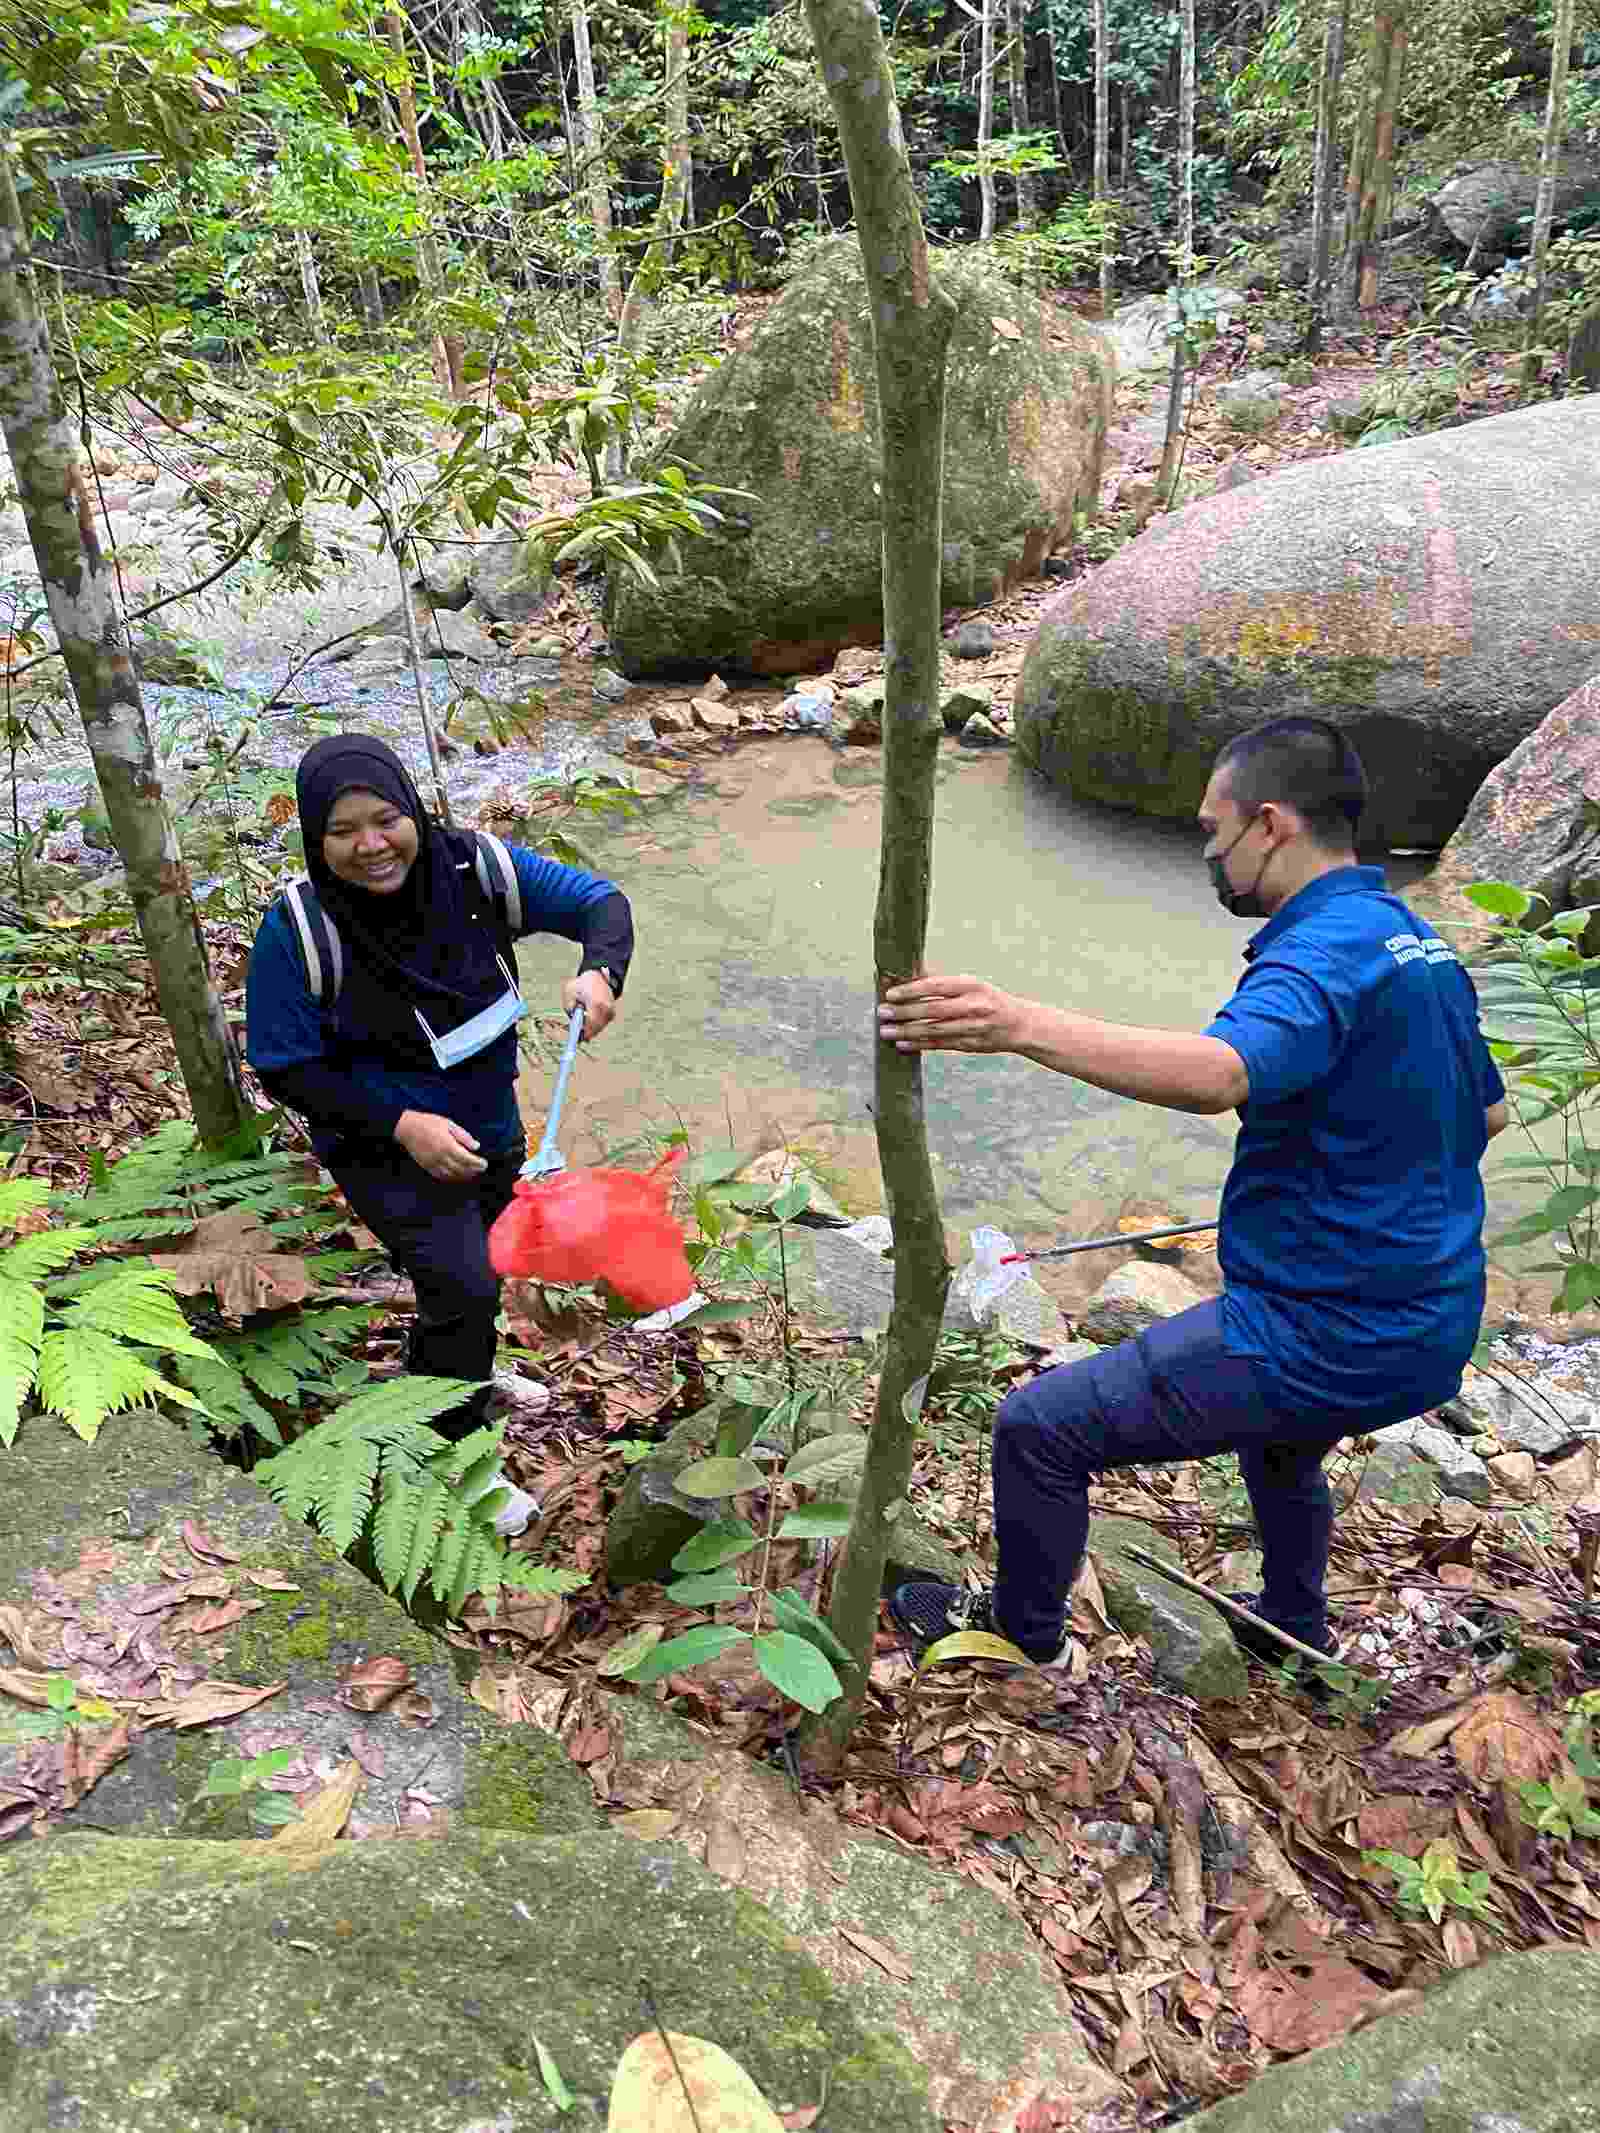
[{"left": 1384, "top": 930, "right": 1458, "bottom": 970}]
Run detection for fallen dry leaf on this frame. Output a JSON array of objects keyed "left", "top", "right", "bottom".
[
  {"left": 1354, "top": 1795, "right": 1454, "bottom": 1853},
  {"left": 186, "top": 1598, "right": 264, "bottom": 1636},
  {"left": 838, "top": 1927, "right": 914, "bottom": 1981},
  {"left": 337, "top": 1655, "right": 415, "bottom": 1713},
  {"left": 144, "top": 1678, "right": 286, "bottom": 1729},
  {"left": 14, "top": 1050, "right": 89, "bottom": 1113},
  {"left": 65, "top": 1717, "right": 131, "bottom": 1808},
  {"left": 265, "top": 1760, "right": 363, "bottom": 1871},
  {"left": 152, "top": 1206, "right": 319, "bottom": 1321},
  {"left": 1450, "top": 1691, "right": 1568, "bottom": 1785},
  {"left": 345, "top": 1734, "right": 386, "bottom": 1778},
  {"left": 0, "top": 1604, "right": 50, "bottom": 1668},
  {"left": 779, "top": 2109, "right": 821, "bottom": 2131},
  {"left": 567, "top": 1723, "right": 613, "bottom": 1765},
  {"left": 391, "top": 1688, "right": 437, "bottom": 1728},
  {"left": 613, "top": 1808, "right": 681, "bottom": 1839},
  {"left": 180, "top": 1520, "right": 241, "bottom": 1566},
  {"left": 607, "top": 2030, "right": 783, "bottom": 2133},
  {"left": 243, "top": 1569, "right": 300, "bottom": 1593},
  {"left": 703, "top": 1813, "right": 746, "bottom": 1881},
  {"left": 0, "top": 1666, "right": 55, "bottom": 1708},
  {"left": 1236, "top": 1955, "right": 1390, "bottom": 2053}
]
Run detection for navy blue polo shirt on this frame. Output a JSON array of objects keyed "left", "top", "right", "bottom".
[{"left": 1204, "top": 866, "right": 1504, "bottom": 1423}]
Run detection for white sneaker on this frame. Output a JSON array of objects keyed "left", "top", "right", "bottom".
[{"left": 465, "top": 1462, "right": 540, "bottom": 1538}]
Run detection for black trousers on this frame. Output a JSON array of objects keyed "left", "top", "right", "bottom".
[{"left": 331, "top": 1136, "right": 526, "bottom": 1439}]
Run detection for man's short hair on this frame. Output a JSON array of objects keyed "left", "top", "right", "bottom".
[{"left": 1215, "top": 717, "right": 1367, "bottom": 844}]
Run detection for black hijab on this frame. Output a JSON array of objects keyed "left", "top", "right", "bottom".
[{"left": 296, "top": 736, "right": 510, "bottom": 1058}]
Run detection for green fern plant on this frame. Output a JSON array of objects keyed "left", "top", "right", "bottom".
[
  {"left": 253, "top": 1376, "right": 585, "bottom": 1617},
  {"left": 0, "top": 1174, "right": 218, "bottom": 1444}
]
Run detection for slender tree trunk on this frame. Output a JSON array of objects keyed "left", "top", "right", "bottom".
[
  {"left": 614, "top": 3, "right": 691, "bottom": 364},
  {"left": 385, "top": 11, "right": 466, "bottom": 397},
  {"left": 1524, "top": 0, "right": 1576, "bottom": 385},
  {"left": 0, "top": 160, "right": 247, "bottom": 1145},
  {"left": 1158, "top": 0, "right": 1195, "bottom": 499},
  {"left": 1345, "top": 5, "right": 1406, "bottom": 311},
  {"left": 1004, "top": 0, "right": 1035, "bottom": 228},
  {"left": 977, "top": 0, "right": 997, "bottom": 241},
  {"left": 571, "top": 0, "right": 622, "bottom": 323},
  {"left": 1304, "top": 0, "right": 1349, "bottom": 353},
  {"left": 357, "top": 266, "right": 385, "bottom": 329},
  {"left": 797, "top": 0, "right": 956, "bottom": 1771},
  {"left": 1120, "top": 83, "right": 1132, "bottom": 190},
  {"left": 294, "top": 227, "right": 328, "bottom": 344},
  {"left": 1093, "top": 0, "right": 1112, "bottom": 312},
  {"left": 1045, "top": 12, "right": 1068, "bottom": 159}
]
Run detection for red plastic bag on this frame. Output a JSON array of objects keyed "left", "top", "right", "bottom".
[{"left": 488, "top": 1149, "right": 693, "bottom": 1312}]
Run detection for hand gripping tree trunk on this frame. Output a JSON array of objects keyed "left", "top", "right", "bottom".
[
  {"left": 799, "top": 0, "right": 956, "bottom": 1770},
  {"left": 0, "top": 158, "right": 248, "bottom": 1145}
]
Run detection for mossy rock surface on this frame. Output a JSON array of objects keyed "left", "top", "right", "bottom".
[
  {"left": 1090, "top": 1515, "right": 1248, "bottom": 1703},
  {"left": 608, "top": 237, "right": 1111, "bottom": 677},
  {"left": 0, "top": 1410, "right": 595, "bottom": 1843},
  {"left": 1014, "top": 396, "right": 1600, "bottom": 849},
  {"left": 1182, "top": 1947, "right": 1600, "bottom": 2133},
  {"left": 0, "top": 1826, "right": 933, "bottom": 2132}
]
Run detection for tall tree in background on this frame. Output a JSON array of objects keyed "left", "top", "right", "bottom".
[
  {"left": 571, "top": 0, "right": 622, "bottom": 320},
  {"left": 1304, "top": 0, "right": 1349, "bottom": 352},
  {"left": 1004, "top": 0, "right": 1035, "bottom": 228},
  {"left": 797, "top": 0, "right": 957, "bottom": 1769},
  {"left": 1157, "top": 0, "right": 1195, "bottom": 499},
  {"left": 975, "top": 0, "right": 998, "bottom": 240},
  {"left": 1523, "top": 0, "right": 1577, "bottom": 385},
  {"left": 615, "top": 0, "right": 693, "bottom": 360},
  {"left": 385, "top": 10, "right": 466, "bottom": 395},
  {"left": 1093, "top": 0, "right": 1111, "bottom": 312},
  {"left": 0, "top": 154, "right": 249, "bottom": 1145},
  {"left": 1343, "top": 2, "right": 1406, "bottom": 310}
]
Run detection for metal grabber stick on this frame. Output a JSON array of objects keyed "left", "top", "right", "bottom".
[{"left": 521, "top": 1003, "right": 587, "bottom": 1181}]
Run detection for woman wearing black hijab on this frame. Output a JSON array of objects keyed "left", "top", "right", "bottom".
[{"left": 246, "top": 738, "right": 632, "bottom": 1504}]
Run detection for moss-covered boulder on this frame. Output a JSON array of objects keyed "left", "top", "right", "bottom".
[
  {"left": 608, "top": 239, "right": 1111, "bottom": 677},
  {"left": 1014, "top": 396, "right": 1600, "bottom": 849},
  {"left": 588, "top": 1690, "right": 1121, "bottom": 2127},
  {"left": 1090, "top": 1516, "right": 1248, "bottom": 1703},
  {"left": 0, "top": 1826, "right": 933, "bottom": 2131},
  {"left": 0, "top": 1410, "right": 595, "bottom": 1843},
  {"left": 1182, "top": 1947, "right": 1600, "bottom": 2133}
]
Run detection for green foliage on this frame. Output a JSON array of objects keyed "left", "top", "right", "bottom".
[
  {"left": 253, "top": 1376, "right": 586, "bottom": 1617},
  {"left": 1470, "top": 881, "right": 1600, "bottom": 1312},
  {"left": 8, "top": 1671, "right": 107, "bottom": 1740},
  {"left": 199, "top": 1747, "right": 301, "bottom": 1830},
  {"left": 1517, "top": 1701, "right": 1600, "bottom": 1839},
  {"left": 987, "top": 195, "right": 1120, "bottom": 289},
  {"left": 1364, "top": 1837, "right": 1496, "bottom": 1923}
]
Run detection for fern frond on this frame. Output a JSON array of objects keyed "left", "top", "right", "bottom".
[
  {"left": 174, "top": 1354, "right": 281, "bottom": 1445},
  {"left": 0, "top": 1273, "right": 44, "bottom": 1353},
  {"left": 0, "top": 1177, "right": 50, "bottom": 1229},
  {"left": 314, "top": 1434, "right": 382, "bottom": 1556},
  {"left": 371, "top": 1473, "right": 423, "bottom": 1593},
  {"left": 36, "top": 1327, "right": 169, "bottom": 1442},
  {"left": 0, "top": 1332, "right": 38, "bottom": 1448},
  {"left": 323, "top": 1375, "right": 483, "bottom": 1437},
  {"left": 59, "top": 1266, "right": 217, "bottom": 1360},
  {"left": 502, "top": 1560, "right": 590, "bottom": 1596},
  {"left": 0, "top": 1226, "right": 93, "bottom": 1281},
  {"left": 400, "top": 1475, "right": 453, "bottom": 1602},
  {"left": 428, "top": 1510, "right": 485, "bottom": 1615}
]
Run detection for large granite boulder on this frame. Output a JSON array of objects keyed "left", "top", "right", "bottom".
[
  {"left": 608, "top": 238, "right": 1112, "bottom": 677},
  {"left": 1410, "top": 670, "right": 1600, "bottom": 953},
  {"left": 0, "top": 1410, "right": 595, "bottom": 1844},
  {"left": 1183, "top": 1947, "right": 1600, "bottom": 2133},
  {"left": 1430, "top": 153, "right": 1600, "bottom": 251},
  {"left": 1013, "top": 397, "right": 1600, "bottom": 849},
  {"left": 0, "top": 1827, "right": 934, "bottom": 2131}
]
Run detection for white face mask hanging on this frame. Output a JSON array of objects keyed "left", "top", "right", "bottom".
[{"left": 413, "top": 955, "right": 528, "bottom": 1070}]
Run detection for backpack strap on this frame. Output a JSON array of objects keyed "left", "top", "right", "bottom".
[
  {"left": 472, "top": 831, "right": 522, "bottom": 934},
  {"left": 281, "top": 878, "right": 344, "bottom": 1006}
]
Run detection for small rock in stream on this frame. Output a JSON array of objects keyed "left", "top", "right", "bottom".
[
  {"left": 949, "top": 620, "right": 997, "bottom": 659},
  {"left": 591, "top": 666, "right": 634, "bottom": 703}
]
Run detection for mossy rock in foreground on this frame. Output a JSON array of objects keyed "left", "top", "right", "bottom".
[
  {"left": 1182, "top": 1947, "right": 1600, "bottom": 2133},
  {"left": 0, "top": 1410, "right": 596, "bottom": 1845},
  {"left": 0, "top": 1828, "right": 934, "bottom": 2133}
]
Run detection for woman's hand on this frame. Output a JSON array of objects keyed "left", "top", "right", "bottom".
[
  {"left": 394, "top": 1110, "right": 488, "bottom": 1181},
  {"left": 876, "top": 974, "right": 1029, "bottom": 1054},
  {"left": 563, "top": 970, "right": 617, "bottom": 1041}
]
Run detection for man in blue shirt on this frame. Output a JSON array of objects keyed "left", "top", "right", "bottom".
[{"left": 881, "top": 716, "right": 1507, "bottom": 1676}]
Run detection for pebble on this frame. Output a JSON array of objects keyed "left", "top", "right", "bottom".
[
  {"left": 959, "top": 712, "right": 1010, "bottom": 748},
  {"left": 949, "top": 620, "right": 996, "bottom": 660},
  {"left": 591, "top": 666, "right": 633, "bottom": 703}
]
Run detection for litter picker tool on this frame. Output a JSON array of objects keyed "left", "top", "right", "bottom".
[
  {"left": 1000, "top": 1218, "right": 1219, "bottom": 1265},
  {"left": 521, "top": 1003, "right": 586, "bottom": 1181}
]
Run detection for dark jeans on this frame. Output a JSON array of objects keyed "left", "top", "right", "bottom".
[
  {"left": 331, "top": 1136, "right": 526, "bottom": 1440},
  {"left": 991, "top": 1299, "right": 1347, "bottom": 1658}
]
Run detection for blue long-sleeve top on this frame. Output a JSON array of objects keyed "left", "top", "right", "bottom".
[{"left": 246, "top": 844, "right": 631, "bottom": 1161}]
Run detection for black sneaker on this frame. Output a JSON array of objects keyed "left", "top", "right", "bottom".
[
  {"left": 1229, "top": 1591, "right": 1343, "bottom": 1681},
  {"left": 888, "top": 1582, "right": 1076, "bottom": 1668}
]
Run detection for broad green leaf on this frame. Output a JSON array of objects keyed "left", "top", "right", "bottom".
[
  {"left": 35, "top": 1327, "right": 169, "bottom": 1442},
  {"left": 684, "top": 1147, "right": 746, "bottom": 1187},
  {"left": 617, "top": 1624, "right": 748, "bottom": 1684},
  {"left": 0, "top": 1275, "right": 44, "bottom": 1352},
  {"left": 1544, "top": 1185, "right": 1600, "bottom": 1224},
  {"left": 1557, "top": 1262, "right": 1600, "bottom": 1314},
  {"left": 202, "top": 1758, "right": 248, "bottom": 1796},
  {"left": 775, "top": 1501, "right": 854, "bottom": 1540},
  {"left": 0, "top": 1177, "right": 50, "bottom": 1228},
  {"left": 770, "top": 1176, "right": 811, "bottom": 1222},
  {"left": 671, "top": 1300, "right": 763, "bottom": 1328},
  {"left": 664, "top": 1571, "right": 750, "bottom": 1607},
  {"left": 902, "top": 1372, "right": 930, "bottom": 1427},
  {"left": 0, "top": 1332, "right": 38, "bottom": 1447},
  {"left": 249, "top": 1793, "right": 300, "bottom": 1829},
  {"left": 918, "top": 1629, "right": 1033, "bottom": 1670},
  {"left": 782, "top": 1431, "right": 867, "bottom": 1486},
  {"left": 675, "top": 1456, "right": 764, "bottom": 1499},
  {"left": 750, "top": 1631, "right": 842, "bottom": 1713},
  {"left": 533, "top": 2035, "right": 575, "bottom": 2113},
  {"left": 768, "top": 1587, "right": 856, "bottom": 1669},
  {"left": 670, "top": 1519, "right": 758, "bottom": 1573},
  {"left": 607, "top": 2030, "right": 783, "bottom": 2133},
  {"left": 1464, "top": 882, "right": 1536, "bottom": 920},
  {"left": 596, "top": 1622, "right": 664, "bottom": 1678}
]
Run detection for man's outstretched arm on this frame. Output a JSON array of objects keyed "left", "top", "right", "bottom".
[{"left": 878, "top": 975, "right": 1250, "bottom": 1116}]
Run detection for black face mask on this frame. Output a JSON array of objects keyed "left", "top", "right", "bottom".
[{"left": 1208, "top": 811, "right": 1275, "bottom": 919}]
